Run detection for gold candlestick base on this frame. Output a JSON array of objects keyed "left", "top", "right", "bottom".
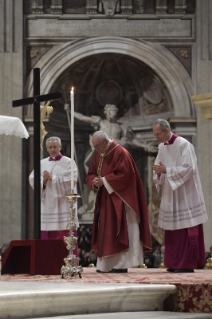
[
  {"left": 159, "top": 258, "right": 166, "bottom": 269},
  {"left": 61, "top": 193, "right": 83, "bottom": 279},
  {"left": 138, "top": 264, "right": 147, "bottom": 268},
  {"left": 204, "top": 257, "right": 212, "bottom": 270}
]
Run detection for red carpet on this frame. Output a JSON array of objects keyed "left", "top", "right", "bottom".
[{"left": 1, "top": 268, "right": 212, "bottom": 313}]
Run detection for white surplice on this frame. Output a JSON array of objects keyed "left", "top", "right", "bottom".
[
  {"left": 29, "top": 156, "right": 78, "bottom": 231},
  {"left": 153, "top": 136, "right": 208, "bottom": 230}
]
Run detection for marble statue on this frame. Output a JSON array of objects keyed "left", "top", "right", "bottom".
[
  {"left": 99, "top": 0, "right": 119, "bottom": 16},
  {"left": 75, "top": 104, "right": 156, "bottom": 163}
]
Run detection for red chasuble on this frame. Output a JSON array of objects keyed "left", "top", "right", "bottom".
[{"left": 86, "top": 141, "right": 151, "bottom": 258}]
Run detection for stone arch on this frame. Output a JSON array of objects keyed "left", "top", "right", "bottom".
[{"left": 24, "top": 37, "right": 194, "bottom": 118}]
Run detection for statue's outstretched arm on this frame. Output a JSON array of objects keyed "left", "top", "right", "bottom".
[
  {"left": 131, "top": 138, "right": 157, "bottom": 153},
  {"left": 74, "top": 112, "right": 101, "bottom": 131},
  {"left": 121, "top": 124, "right": 157, "bottom": 153},
  {"left": 74, "top": 111, "right": 95, "bottom": 124}
]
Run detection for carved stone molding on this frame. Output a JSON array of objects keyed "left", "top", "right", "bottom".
[
  {"left": 167, "top": 47, "right": 191, "bottom": 76},
  {"left": 50, "top": 0, "right": 62, "bottom": 14},
  {"left": 156, "top": 0, "right": 167, "bottom": 14},
  {"left": 133, "top": 0, "right": 144, "bottom": 13},
  {"left": 86, "top": 0, "right": 98, "bottom": 14},
  {"left": 121, "top": 0, "right": 133, "bottom": 14},
  {"left": 26, "top": 46, "right": 53, "bottom": 77},
  {"left": 191, "top": 93, "right": 212, "bottom": 120},
  {"left": 99, "top": 0, "right": 120, "bottom": 16},
  {"left": 175, "top": 0, "right": 186, "bottom": 14},
  {"left": 24, "top": 37, "right": 194, "bottom": 121},
  {"left": 30, "top": 49, "right": 39, "bottom": 59},
  {"left": 24, "top": 0, "right": 195, "bottom": 15},
  {"left": 180, "top": 49, "right": 189, "bottom": 58},
  {"left": 31, "top": 0, "right": 43, "bottom": 14}
]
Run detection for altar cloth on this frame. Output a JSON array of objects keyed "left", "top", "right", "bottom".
[{"left": 0, "top": 115, "right": 29, "bottom": 138}]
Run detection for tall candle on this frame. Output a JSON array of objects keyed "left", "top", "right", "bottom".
[{"left": 70, "top": 87, "right": 74, "bottom": 192}]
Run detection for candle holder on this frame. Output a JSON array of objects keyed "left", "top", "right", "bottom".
[
  {"left": 61, "top": 193, "right": 83, "bottom": 279},
  {"left": 204, "top": 257, "right": 212, "bottom": 270},
  {"left": 138, "top": 264, "right": 147, "bottom": 269},
  {"left": 159, "top": 258, "right": 166, "bottom": 269}
]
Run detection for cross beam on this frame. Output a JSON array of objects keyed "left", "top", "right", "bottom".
[{"left": 13, "top": 68, "right": 62, "bottom": 239}]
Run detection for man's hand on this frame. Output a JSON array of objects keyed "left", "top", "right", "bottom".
[
  {"left": 153, "top": 161, "right": 167, "bottom": 176},
  {"left": 92, "top": 176, "right": 104, "bottom": 188},
  {"left": 43, "top": 170, "right": 52, "bottom": 183}
]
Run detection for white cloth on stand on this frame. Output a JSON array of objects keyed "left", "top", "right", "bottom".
[
  {"left": 29, "top": 156, "right": 78, "bottom": 231},
  {"left": 153, "top": 136, "right": 208, "bottom": 230},
  {"left": 0, "top": 115, "right": 29, "bottom": 138}
]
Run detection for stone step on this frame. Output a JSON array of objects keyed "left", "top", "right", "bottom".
[
  {"left": 28, "top": 312, "right": 212, "bottom": 319},
  {"left": 0, "top": 281, "right": 177, "bottom": 319}
]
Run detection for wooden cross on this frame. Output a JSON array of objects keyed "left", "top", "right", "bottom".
[{"left": 13, "top": 68, "right": 62, "bottom": 239}]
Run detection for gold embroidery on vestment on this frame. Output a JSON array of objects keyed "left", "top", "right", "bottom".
[{"left": 95, "top": 143, "right": 119, "bottom": 191}]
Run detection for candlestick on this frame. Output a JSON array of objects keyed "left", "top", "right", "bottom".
[
  {"left": 61, "top": 194, "right": 83, "bottom": 279},
  {"left": 70, "top": 87, "right": 74, "bottom": 192}
]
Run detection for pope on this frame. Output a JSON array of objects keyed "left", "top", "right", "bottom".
[{"left": 86, "top": 131, "right": 151, "bottom": 273}]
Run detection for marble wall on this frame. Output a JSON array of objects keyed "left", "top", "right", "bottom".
[{"left": 0, "top": 0, "right": 24, "bottom": 245}]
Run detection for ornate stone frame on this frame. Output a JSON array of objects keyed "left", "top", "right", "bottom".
[{"left": 24, "top": 36, "right": 194, "bottom": 119}]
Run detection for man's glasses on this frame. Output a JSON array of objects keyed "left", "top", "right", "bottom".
[
  {"left": 153, "top": 131, "right": 165, "bottom": 137},
  {"left": 92, "top": 140, "right": 105, "bottom": 149},
  {"left": 47, "top": 145, "right": 60, "bottom": 150}
]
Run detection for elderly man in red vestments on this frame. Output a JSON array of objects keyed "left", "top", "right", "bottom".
[{"left": 86, "top": 131, "right": 151, "bottom": 273}]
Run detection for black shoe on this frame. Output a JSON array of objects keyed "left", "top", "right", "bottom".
[
  {"left": 96, "top": 269, "right": 111, "bottom": 273},
  {"left": 166, "top": 268, "right": 175, "bottom": 272},
  {"left": 110, "top": 268, "right": 128, "bottom": 273},
  {"left": 174, "top": 269, "right": 194, "bottom": 273}
]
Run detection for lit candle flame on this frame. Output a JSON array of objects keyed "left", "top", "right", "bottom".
[{"left": 70, "top": 87, "right": 74, "bottom": 192}]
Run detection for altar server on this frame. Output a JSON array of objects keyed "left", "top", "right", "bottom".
[
  {"left": 153, "top": 119, "right": 208, "bottom": 273},
  {"left": 29, "top": 136, "right": 78, "bottom": 240}
]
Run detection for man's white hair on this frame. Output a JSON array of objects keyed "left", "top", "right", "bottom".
[
  {"left": 46, "top": 136, "right": 62, "bottom": 147},
  {"left": 153, "top": 119, "right": 171, "bottom": 131},
  {"left": 92, "top": 131, "right": 109, "bottom": 142}
]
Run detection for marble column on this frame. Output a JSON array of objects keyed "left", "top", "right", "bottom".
[
  {"left": 0, "top": 0, "right": 24, "bottom": 244},
  {"left": 195, "top": 0, "right": 212, "bottom": 250}
]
